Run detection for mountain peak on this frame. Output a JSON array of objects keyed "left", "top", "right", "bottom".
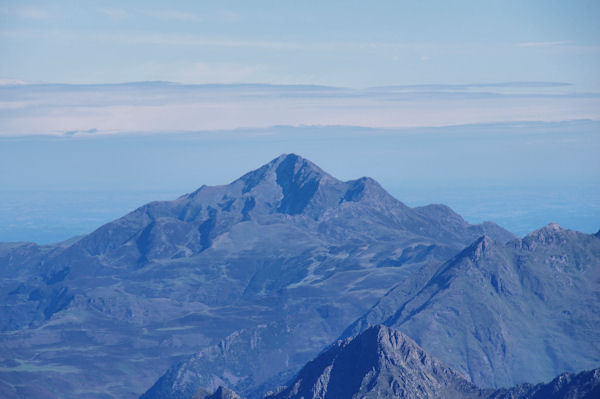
[
  {"left": 524, "top": 222, "right": 569, "bottom": 246},
  {"left": 268, "top": 154, "right": 329, "bottom": 177},
  {"left": 363, "top": 323, "right": 414, "bottom": 348},
  {"left": 539, "top": 222, "right": 563, "bottom": 232},
  {"left": 232, "top": 154, "right": 335, "bottom": 214},
  {"left": 269, "top": 324, "right": 479, "bottom": 399},
  {"left": 463, "top": 234, "right": 493, "bottom": 262},
  {"left": 528, "top": 222, "right": 564, "bottom": 235},
  {"left": 273, "top": 154, "right": 333, "bottom": 215}
]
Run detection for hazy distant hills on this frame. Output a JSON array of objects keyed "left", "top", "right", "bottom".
[{"left": 0, "top": 154, "right": 516, "bottom": 398}]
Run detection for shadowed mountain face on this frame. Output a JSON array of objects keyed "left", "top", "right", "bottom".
[
  {"left": 266, "top": 325, "right": 600, "bottom": 399},
  {"left": 0, "top": 154, "right": 514, "bottom": 399},
  {"left": 343, "top": 224, "right": 600, "bottom": 388},
  {"left": 268, "top": 324, "right": 483, "bottom": 399}
]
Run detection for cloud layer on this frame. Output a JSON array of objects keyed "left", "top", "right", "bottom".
[{"left": 0, "top": 82, "right": 598, "bottom": 137}]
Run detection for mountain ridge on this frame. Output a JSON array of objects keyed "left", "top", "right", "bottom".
[
  {"left": 0, "top": 154, "right": 518, "bottom": 399},
  {"left": 263, "top": 325, "right": 600, "bottom": 399},
  {"left": 342, "top": 224, "right": 600, "bottom": 388}
]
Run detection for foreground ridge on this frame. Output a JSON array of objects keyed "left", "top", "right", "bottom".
[
  {"left": 263, "top": 325, "right": 600, "bottom": 399},
  {"left": 267, "top": 324, "right": 482, "bottom": 399}
]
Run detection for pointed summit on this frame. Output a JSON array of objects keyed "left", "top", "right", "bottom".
[
  {"left": 268, "top": 324, "right": 481, "bottom": 399},
  {"left": 273, "top": 154, "right": 332, "bottom": 215},
  {"left": 232, "top": 154, "right": 339, "bottom": 215},
  {"left": 452, "top": 234, "right": 494, "bottom": 263},
  {"left": 530, "top": 222, "right": 564, "bottom": 234},
  {"left": 237, "top": 154, "right": 331, "bottom": 194},
  {"left": 471, "top": 234, "right": 493, "bottom": 260},
  {"left": 527, "top": 222, "right": 564, "bottom": 235}
]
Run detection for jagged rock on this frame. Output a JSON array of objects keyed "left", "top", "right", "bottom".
[
  {"left": 268, "top": 325, "right": 484, "bottom": 399},
  {"left": 267, "top": 325, "right": 600, "bottom": 399}
]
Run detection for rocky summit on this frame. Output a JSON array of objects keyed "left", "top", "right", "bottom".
[{"left": 267, "top": 324, "right": 483, "bottom": 399}]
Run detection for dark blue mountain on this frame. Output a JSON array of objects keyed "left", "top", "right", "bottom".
[{"left": 0, "top": 154, "right": 515, "bottom": 399}]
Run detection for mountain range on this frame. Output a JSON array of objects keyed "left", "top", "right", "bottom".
[{"left": 0, "top": 154, "right": 597, "bottom": 399}]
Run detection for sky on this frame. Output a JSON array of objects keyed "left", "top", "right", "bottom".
[
  {"left": 0, "top": 1, "right": 599, "bottom": 242},
  {"left": 1, "top": 0, "right": 599, "bottom": 88}
]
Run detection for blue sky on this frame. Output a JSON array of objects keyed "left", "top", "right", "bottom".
[{"left": 1, "top": 0, "right": 600, "bottom": 88}]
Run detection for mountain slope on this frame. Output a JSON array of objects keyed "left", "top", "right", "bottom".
[
  {"left": 266, "top": 325, "right": 600, "bottom": 399},
  {"left": 268, "top": 324, "right": 484, "bottom": 399},
  {"left": 343, "top": 224, "right": 600, "bottom": 388},
  {"left": 0, "top": 154, "right": 514, "bottom": 399}
]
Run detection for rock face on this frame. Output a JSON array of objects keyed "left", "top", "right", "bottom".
[
  {"left": 267, "top": 324, "right": 484, "bottom": 399},
  {"left": 0, "top": 154, "right": 514, "bottom": 399},
  {"left": 266, "top": 325, "right": 600, "bottom": 399},
  {"left": 343, "top": 225, "right": 600, "bottom": 388}
]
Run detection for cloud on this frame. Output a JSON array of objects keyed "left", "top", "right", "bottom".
[
  {"left": 370, "top": 82, "right": 573, "bottom": 91},
  {"left": 95, "top": 7, "right": 238, "bottom": 24},
  {"left": 141, "top": 9, "right": 203, "bottom": 22},
  {"left": 97, "top": 32, "right": 314, "bottom": 51},
  {"left": 0, "top": 78, "right": 37, "bottom": 86},
  {"left": 98, "top": 8, "right": 128, "bottom": 20},
  {"left": 63, "top": 128, "right": 99, "bottom": 136},
  {"left": 0, "top": 27, "right": 462, "bottom": 54},
  {"left": 1, "top": 5, "right": 51, "bottom": 19},
  {"left": 134, "top": 61, "right": 265, "bottom": 84},
  {"left": 517, "top": 40, "right": 571, "bottom": 47},
  {"left": 1, "top": 82, "right": 599, "bottom": 137}
]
